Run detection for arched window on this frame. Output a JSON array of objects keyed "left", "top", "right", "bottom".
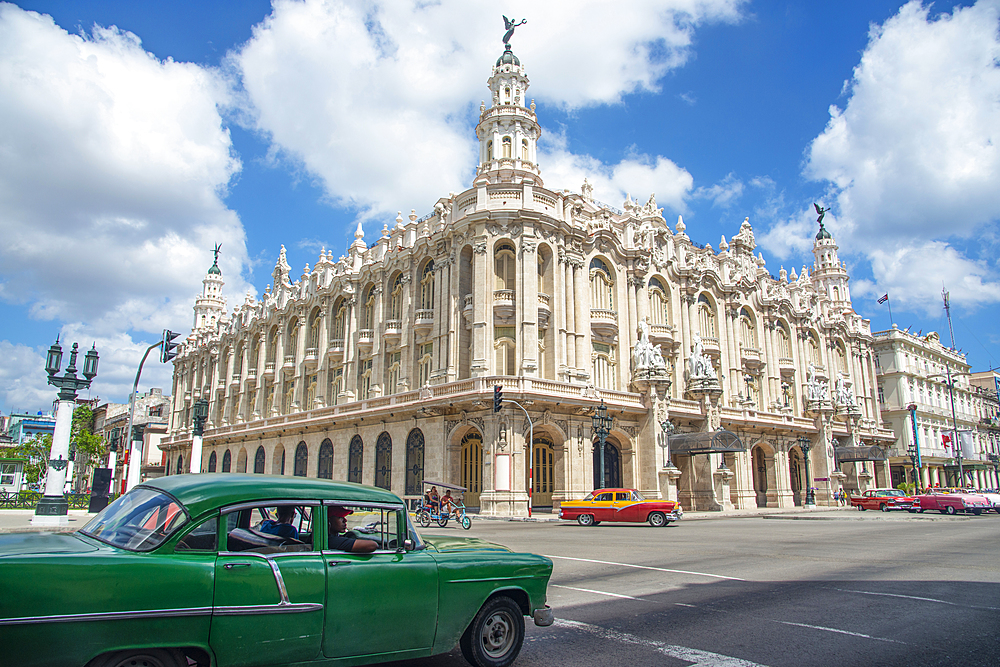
[
  {"left": 254, "top": 446, "right": 266, "bottom": 474},
  {"left": 739, "top": 307, "right": 756, "bottom": 350},
  {"left": 348, "top": 435, "right": 363, "bottom": 483},
  {"left": 495, "top": 330, "right": 516, "bottom": 376},
  {"left": 374, "top": 432, "right": 392, "bottom": 490},
  {"left": 306, "top": 374, "right": 317, "bottom": 408},
  {"left": 697, "top": 294, "right": 716, "bottom": 338},
  {"left": 332, "top": 298, "right": 347, "bottom": 344},
  {"left": 593, "top": 342, "right": 617, "bottom": 390},
  {"left": 267, "top": 327, "right": 278, "bottom": 363},
  {"left": 834, "top": 341, "right": 848, "bottom": 375},
  {"left": 385, "top": 352, "right": 401, "bottom": 396},
  {"left": 358, "top": 358, "right": 373, "bottom": 400},
  {"left": 286, "top": 319, "right": 299, "bottom": 359},
  {"left": 776, "top": 322, "right": 792, "bottom": 359},
  {"left": 282, "top": 378, "right": 295, "bottom": 413},
  {"left": 486, "top": 140, "right": 493, "bottom": 161},
  {"left": 388, "top": 274, "right": 403, "bottom": 321},
  {"left": 590, "top": 258, "right": 614, "bottom": 311},
  {"left": 177, "top": 455, "right": 184, "bottom": 475},
  {"left": 294, "top": 442, "right": 308, "bottom": 477},
  {"left": 418, "top": 342, "right": 433, "bottom": 387},
  {"left": 222, "top": 449, "right": 232, "bottom": 473},
  {"left": 461, "top": 431, "right": 483, "bottom": 506},
  {"left": 362, "top": 285, "right": 376, "bottom": 330},
  {"left": 648, "top": 277, "right": 670, "bottom": 326},
  {"left": 405, "top": 429, "right": 425, "bottom": 495},
  {"left": 521, "top": 138, "right": 529, "bottom": 161},
  {"left": 807, "top": 332, "right": 822, "bottom": 364},
  {"left": 249, "top": 334, "right": 260, "bottom": 370},
  {"left": 420, "top": 261, "right": 435, "bottom": 310},
  {"left": 237, "top": 448, "right": 248, "bottom": 474},
  {"left": 308, "top": 309, "right": 321, "bottom": 349},
  {"left": 272, "top": 444, "right": 285, "bottom": 475},
  {"left": 207, "top": 451, "right": 217, "bottom": 473},
  {"left": 494, "top": 242, "right": 516, "bottom": 291},
  {"left": 318, "top": 439, "right": 334, "bottom": 479},
  {"left": 502, "top": 136, "right": 512, "bottom": 158}
]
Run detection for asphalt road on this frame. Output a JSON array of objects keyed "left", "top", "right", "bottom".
[{"left": 387, "top": 511, "right": 1000, "bottom": 667}]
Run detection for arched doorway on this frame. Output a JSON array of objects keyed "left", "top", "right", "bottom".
[
  {"left": 293, "top": 442, "right": 308, "bottom": 477},
  {"left": 789, "top": 449, "right": 803, "bottom": 506},
  {"left": 374, "top": 432, "right": 391, "bottom": 490},
  {"left": 272, "top": 444, "right": 285, "bottom": 475},
  {"left": 176, "top": 455, "right": 184, "bottom": 475},
  {"left": 405, "top": 429, "right": 425, "bottom": 495},
  {"left": 254, "top": 446, "right": 266, "bottom": 474},
  {"left": 348, "top": 435, "right": 363, "bottom": 483},
  {"left": 222, "top": 449, "right": 232, "bottom": 473},
  {"left": 593, "top": 439, "right": 621, "bottom": 490},
  {"left": 236, "top": 448, "right": 248, "bottom": 473},
  {"left": 752, "top": 446, "right": 768, "bottom": 507},
  {"left": 207, "top": 451, "right": 217, "bottom": 473},
  {"left": 532, "top": 436, "right": 554, "bottom": 506},
  {"left": 460, "top": 431, "right": 483, "bottom": 507},
  {"left": 317, "top": 439, "right": 333, "bottom": 479}
]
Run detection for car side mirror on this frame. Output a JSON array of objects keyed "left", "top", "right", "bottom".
[{"left": 402, "top": 539, "right": 414, "bottom": 552}]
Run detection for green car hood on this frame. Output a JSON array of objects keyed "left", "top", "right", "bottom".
[
  {"left": 421, "top": 535, "right": 513, "bottom": 553},
  {"left": 0, "top": 531, "right": 100, "bottom": 557}
]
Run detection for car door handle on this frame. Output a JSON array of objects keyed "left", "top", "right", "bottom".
[
  {"left": 223, "top": 562, "right": 252, "bottom": 570},
  {"left": 328, "top": 560, "right": 352, "bottom": 566}
]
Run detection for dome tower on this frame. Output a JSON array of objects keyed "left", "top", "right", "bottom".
[
  {"left": 811, "top": 211, "right": 851, "bottom": 307},
  {"left": 193, "top": 244, "right": 227, "bottom": 331}
]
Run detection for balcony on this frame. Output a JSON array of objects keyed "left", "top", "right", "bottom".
[
  {"left": 648, "top": 323, "right": 675, "bottom": 346},
  {"left": 590, "top": 308, "right": 618, "bottom": 337},
  {"left": 384, "top": 320, "right": 402, "bottom": 344},
  {"left": 414, "top": 309, "right": 434, "bottom": 333},
  {"left": 358, "top": 329, "right": 374, "bottom": 349},
  {"left": 282, "top": 354, "right": 296, "bottom": 372},
  {"left": 216, "top": 380, "right": 226, "bottom": 390},
  {"left": 328, "top": 339, "right": 345, "bottom": 361},
  {"left": 263, "top": 361, "right": 276, "bottom": 379},
  {"left": 229, "top": 373, "right": 241, "bottom": 387},
  {"left": 537, "top": 293, "right": 551, "bottom": 328},
  {"left": 246, "top": 368, "right": 257, "bottom": 383},
  {"left": 304, "top": 347, "right": 319, "bottom": 369},
  {"left": 778, "top": 357, "right": 795, "bottom": 371},
  {"left": 701, "top": 336, "right": 721, "bottom": 356},
  {"left": 493, "top": 289, "right": 515, "bottom": 319},
  {"left": 741, "top": 347, "right": 762, "bottom": 369},
  {"left": 462, "top": 294, "right": 474, "bottom": 327}
]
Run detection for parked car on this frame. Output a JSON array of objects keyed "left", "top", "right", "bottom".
[
  {"left": 912, "top": 491, "right": 991, "bottom": 515},
  {"left": 0, "top": 474, "right": 553, "bottom": 667},
  {"left": 979, "top": 491, "right": 1000, "bottom": 513},
  {"left": 559, "top": 488, "right": 682, "bottom": 526},
  {"left": 849, "top": 488, "right": 914, "bottom": 512}
]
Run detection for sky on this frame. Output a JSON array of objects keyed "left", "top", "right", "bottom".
[{"left": 1, "top": 0, "right": 999, "bottom": 414}]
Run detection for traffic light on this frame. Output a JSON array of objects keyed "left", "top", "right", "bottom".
[
  {"left": 160, "top": 329, "right": 181, "bottom": 363},
  {"left": 493, "top": 385, "right": 503, "bottom": 413}
]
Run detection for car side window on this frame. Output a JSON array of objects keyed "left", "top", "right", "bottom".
[
  {"left": 329, "top": 505, "right": 403, "bottom": 551},
  {"left": 223, "top": 504, "right": 315, "bottom": 554},
  {"left": 596, "top": 492, "right": 613, "bottom": 502},
  {"left": 175, "top": 516, "right": 218, "bottom": 552},
  {"left": 615, "top": 492, "right": 629, "bottom": 501}
]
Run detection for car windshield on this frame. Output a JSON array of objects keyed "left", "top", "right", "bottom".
[
  {"left": 81, "top": 487, "right": 188, "bottom": 552},
  {"left": 632, "top": 490, "right": 646, "bottom": 501}
]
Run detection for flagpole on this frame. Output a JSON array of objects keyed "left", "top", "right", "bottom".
[{"left": 887, "top": 296, "right": 894, "bottom": 327}]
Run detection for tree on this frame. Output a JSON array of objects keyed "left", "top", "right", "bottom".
[
  {"left": 71, "top": 404, "right": 107, "bottom": 462},
  {"left": 12, "top": 434, "right": 51, "bottom": 489}
]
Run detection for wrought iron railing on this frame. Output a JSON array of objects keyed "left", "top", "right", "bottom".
[{"left": 0, "top": 491, "right": 114, "bottom": 510}]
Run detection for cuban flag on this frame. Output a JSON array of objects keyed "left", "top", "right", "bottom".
[
  {"left": 942, "top": 434, "right": 951, "bottom": 451},
  {"left": 877, "top": 294, "right": 889, "bottom": 304}
]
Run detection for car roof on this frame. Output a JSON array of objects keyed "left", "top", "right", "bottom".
[{"left": 140, "top": 473, "right": 403, "bottom": 518}]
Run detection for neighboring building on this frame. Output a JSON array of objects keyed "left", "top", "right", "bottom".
[
  {"left": 0, "top": 457, "right": 26, "bottom": 492},
  {"left": 161, "top": 42, "right": 893, "bottom": 515},
  {"left": 970, "top": 370, "right": 1000, "bottom": 487},
  {"left": 6, "top": 412, "right": 56, "bottom": 444},
  {"left": 875, "top": 328, "right": 995, "bottom": 489},
  {"left": 90, "top": 389, "right": 171, "bottom": 494}
]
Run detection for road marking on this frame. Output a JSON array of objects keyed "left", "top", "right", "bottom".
[
  {"left": 827, "top": 587, "right": 1000, "bottom": 612},
  {"left": 544, "top": 555, "right": 746, "bottom": 581},
  {"left": 551, "top": 584, "right": 647, "bottom": 600},
  {"left": 777, "top": 621, "right": 909, "bottom": 645},
  {"left": 554, "top": 619, "right": 767, "bottom": 667},
  {"left": 674, "top": 603, "right": 698, "bottom": 607}
]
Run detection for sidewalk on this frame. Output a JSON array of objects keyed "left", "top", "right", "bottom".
[{"left": 0, "top": 510, "right": 95, "bottom": 533}]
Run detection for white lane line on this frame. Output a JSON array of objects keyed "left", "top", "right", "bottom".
[
  {"left": 827, "top": 587, "right": 1000, "bottom": 612},
  {"left": 551, "top": 584, "right": 647, "bottom": 600},
  {"left": 674, "top": 603, "right": 698, "bottom": 608},
  {"left": 555, "top": 619, "right": 767, "bottom": 667},
  {"left": 777, "top": 621, "right": 910, "bottom": 645},
  {"left": 544, "top": 555, "right": 746, "bottom": 581}
]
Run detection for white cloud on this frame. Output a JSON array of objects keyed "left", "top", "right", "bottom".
[
  {"left": 693, "top": 172, "right": 743, "bottom": 208},
  {"left": 0, "top": 341, "right": 53, "bottom": 414},
  {"left": 232, "top": 0, "right": 744, "bottom": 220}
]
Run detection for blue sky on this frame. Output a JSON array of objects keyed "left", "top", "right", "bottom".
[{"left": 1, "top": 0, "right": 998, "bottom": 413}]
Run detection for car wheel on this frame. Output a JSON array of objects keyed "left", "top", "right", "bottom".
[
  {"left": 417, "top": 511, "right": 431, "bottom": 528},
  {"left": 437, "top": 515, "right": 450, "bottom": 528},
  {"left": 880, "top": 503, "right": 888, "bottom": 512},
  {"left": 90, "top": 649, "right": 186, "bottom": 667},
  {"left": 460, "top": 596, "right": 525, "bottom": 667},
  {"left": 648, "top": 511, "right": 667, "bottom": 527},
  {"left": 972, "top": 509, "right": 982, "bottom": 516},
  {"left": 577, "top": 514, "right": 594, "bottom": 526},
  {"left": 946, "top": 506, "right": 956, "bottom": 515},
  {"left": 858, "top": 505, "right": 866, "bottom": 511},
  {"left": 461, "top": 515, "right": 472, "bottom": 530}
]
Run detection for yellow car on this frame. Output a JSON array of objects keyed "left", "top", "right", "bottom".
[{"left": 559, "top": 488, "right": 682, "bottom": 527}]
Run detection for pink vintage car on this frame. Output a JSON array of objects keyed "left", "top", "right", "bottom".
[{"left": 912, "top": 491, "right": 991, "bottom": 515}]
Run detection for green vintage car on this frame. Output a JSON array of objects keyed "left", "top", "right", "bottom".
[{"left": 0, "top": 474, "right": 553, "bottom": 667}]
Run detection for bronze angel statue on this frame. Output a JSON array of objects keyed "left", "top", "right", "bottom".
[
  {"left": 813, "top": 203, "right": 828, "bottom": 225},
  {"left": 503, "top": 16, "right": 526, "bottom": 45}
]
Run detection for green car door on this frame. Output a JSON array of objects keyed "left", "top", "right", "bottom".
[
  {"left": 211, "top": 503, "right": 326, "bottom": 667},
  {"left": 322, "top": 504, "right": 438, "bottom": 660}
]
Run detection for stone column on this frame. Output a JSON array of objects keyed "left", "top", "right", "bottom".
[
  {"left": 573, "top": 261, "right": 590, "bottom": 382},
  {"left": 521, "top": 239, "right": 538, "bottom": 376},
  {"left": 472, "top": 242, "right": 489, "bottom": 377}
]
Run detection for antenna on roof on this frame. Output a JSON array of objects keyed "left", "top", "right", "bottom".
[{"left": 942, "top": 286, "right": 956, "bottom": 350}]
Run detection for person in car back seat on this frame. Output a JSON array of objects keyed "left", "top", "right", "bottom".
[
  {"left": 259, "top": 506, "right": 299, "bottom": 540},
  {"left": 328, "top": 507, "right": 377, "bottom": 553}
]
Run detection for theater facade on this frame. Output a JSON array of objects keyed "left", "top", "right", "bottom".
[{"left": 160, "top": 42, "right": 894, "bottom": 514}]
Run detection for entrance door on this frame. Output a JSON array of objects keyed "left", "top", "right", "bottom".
[
  {"left": 532, "top": 437, "right": 554, "bottom": 506},
  {"left": 593, "top": 441, "right": 621, "bottom": 490},
  {"left": 789, "top": 451, "right": 802, "bottom": 506},
  {"left": 460, "top": 431, "right": 483, "bottom": 507},
  {"left": 753, "top": 447, "right": 768, "bottom": 508}
]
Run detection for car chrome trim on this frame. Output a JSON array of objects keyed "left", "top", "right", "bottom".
[
  {"left": 0, "top": 607, "right": 214, "bottom": 626},
  {"left": 265, "top": 556, "right": 291, "bottom": 603},
  {"left": 221, "top": 499, "right": 320, "bottom": 513},
  {"left": 213, "top": 603, "right": 323, "bottom": 616},
  {"left": 322, "top": 500, "right": 405, "bottom": 510}
]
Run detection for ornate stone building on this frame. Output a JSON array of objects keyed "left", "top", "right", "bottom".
[{"left": 160, "top": 42, "right": 893, "bottom": 514}]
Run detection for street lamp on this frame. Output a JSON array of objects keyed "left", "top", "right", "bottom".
[
  {"left": 591, "top": 400, "right": 612, "bottom": 490},
  {"left": 34, "top": 338, "right": 99, "bottom": 526},
  {"left": 797, "top": 436, "right": 816, "bottom": 507},
  {"left": 906, "top": 442, "right": 919, "bottom": 493},
  {"left": 929, "top": 369, "right": 965, "bottom": 487},
  {"left": 189, "top": 399, "right": 209, "bottom": 473},
  {"left": 906, "top": 403, "right": 921, "bottom": 491}
]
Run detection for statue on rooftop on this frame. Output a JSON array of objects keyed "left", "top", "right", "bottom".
[{"left": 503, "top": 16, "right": 526, "bottom": 45}]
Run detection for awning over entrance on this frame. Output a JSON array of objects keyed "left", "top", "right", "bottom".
[
  {"left": 834, "top": 445, "right": 887, "bottom": 462},
  {"left": 669, "top": 430, "right": 745, "bottom": 455}
]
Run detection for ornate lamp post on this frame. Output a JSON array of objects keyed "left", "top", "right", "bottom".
[
  {"left": 591, "top": 400, "right": 612, "bottom": 490},
  {"left": 906, "top": 403, "right": 922, "bottom": 491},
  {"left": 189, "top": 399, "right": 209, "bottom": 473},
  {"left": 33, "top": 338, "right": 99, "bottom": 526},
  {"left": 906, "top": 443, "right": 919, "bottom": 492},
  {"left": 797, "top": 436, "right": 816, "bottom": 507}
]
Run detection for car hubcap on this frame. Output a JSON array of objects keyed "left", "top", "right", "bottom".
[{"left": 481, "top": 611, "right": 514, "bottom": 658}]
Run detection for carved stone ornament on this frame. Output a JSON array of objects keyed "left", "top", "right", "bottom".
[{"left": 473, "top": 242, "right": 487, "bottom": 254}]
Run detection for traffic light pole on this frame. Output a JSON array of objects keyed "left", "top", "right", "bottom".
[
  {"left": 123, "top": 340, "right": 161, "bottom": 492},
  {"left": 494, "top": 385, "right": 533, "bottom": 518}
]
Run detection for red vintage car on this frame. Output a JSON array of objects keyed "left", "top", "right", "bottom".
[
  {"left": 849, "top": 488, "right": 914, "bottom": 512},
  {"left": 558, "top": 488, "right": 682, "bottom": 527},
  {"left": 912, "top": 492, "right": 991, "bottom": 515}
]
